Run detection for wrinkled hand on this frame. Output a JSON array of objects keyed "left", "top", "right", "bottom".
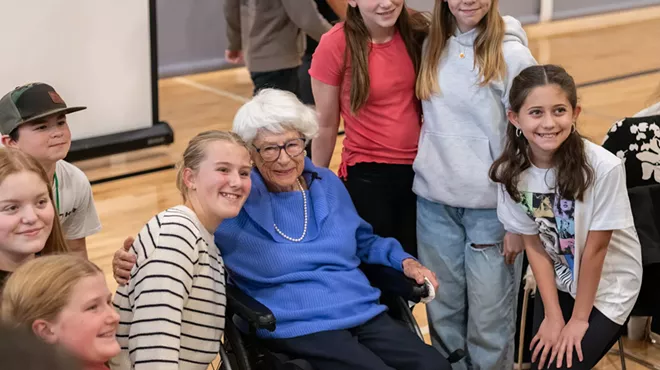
[
  {"left": 402, "top": 258, "right": 439, "bottom": 292},
  {"left": 112, "top": 236, "right": 136, "bottom": 285},
  {"left": 503, "top": 232, "right": 524, "bottom": 264},
  {"left": 225, "top": 49, "right": 244, "bottom": 64},
  {"left": 551, "top": 318, "right": 589, "bottom": 368},
  {"left": 531, "top": 316, "right": 565, "bottom": 369}
]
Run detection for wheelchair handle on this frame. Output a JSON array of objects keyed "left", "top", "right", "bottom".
[{"left": 412, "top": 281, "right": 430, "bottom": 300}]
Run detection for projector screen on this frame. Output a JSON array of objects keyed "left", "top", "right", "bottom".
[{"left": 0, "top": 0, "right": 154, "bottom": 141}]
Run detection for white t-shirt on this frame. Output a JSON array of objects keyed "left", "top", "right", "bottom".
[
  {"left": 633, "top": 101, "right": 660, "bottom": 117},
  {"left": 497, "top": 140, "right": 643, "bottom": 325},
  {"left": 53, "top": 160, "right": 101, "bottom": 240}
]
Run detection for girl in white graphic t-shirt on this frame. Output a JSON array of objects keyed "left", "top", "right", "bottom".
[{"left": 489, "top": 64, "right": 642, "bottom": 370}]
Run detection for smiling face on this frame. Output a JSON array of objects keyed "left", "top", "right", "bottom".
[
  {"left": 0, "top": 170, "right": 54, "bottom": 265},
  {"left": 184, "top": 140, "right": 252, "bottom": 224},
  {"left": 3, "top": 113, "right": 72, "bottom": 166},
  {"left": 252, "top": 129, "right": 307, "bottom": 192},
  {"left": 43, "top": 273, "right": 120, "bottom": 366},
  {"left": 445, "top": 0, "right": 492, "bottom": 33},
  {"left": 348, "top": 0, "right": 404, "bottom": 32},
  {"left": 508, "top": 84, "right": 581, "bottom": 167}
]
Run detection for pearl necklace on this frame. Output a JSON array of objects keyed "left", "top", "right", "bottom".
[{"left": 274, "top": 178, "right": 308, "bottom": 242}]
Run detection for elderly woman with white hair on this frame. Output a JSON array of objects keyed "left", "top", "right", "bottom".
[{"left": 112, "top": 88, "right": 449, "bottom": 370}]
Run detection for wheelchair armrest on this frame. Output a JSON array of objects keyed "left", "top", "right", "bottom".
[
  {"left": 226, "top": 284, "right": 276, "bottom": 332},
  {"left": 360, "top": 264, "right": 429, "bottom": 303}
]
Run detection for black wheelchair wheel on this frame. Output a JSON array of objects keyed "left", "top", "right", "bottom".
[
  {"left": 221, "top": 319, "right": 252, "bottom": 370},
  {"left": 394, "top": 297, "right": 424, "bottom": 340}
]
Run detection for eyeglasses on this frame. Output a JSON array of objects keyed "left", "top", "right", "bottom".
[{"left": 254, "top": 138, "right": 306, "bottom": 162}]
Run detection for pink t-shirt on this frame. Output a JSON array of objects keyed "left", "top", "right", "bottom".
[{"left": 309, "top": 23, "right": 422, "bottom": 179}]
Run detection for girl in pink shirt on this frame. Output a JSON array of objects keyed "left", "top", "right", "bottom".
[{"left": 309, "top": 0, "right": 427, "bottom": 257}]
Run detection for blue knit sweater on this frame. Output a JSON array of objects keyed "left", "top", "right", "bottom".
[{"left": 214, "top": 158, "right": 413, "bottom": 339}]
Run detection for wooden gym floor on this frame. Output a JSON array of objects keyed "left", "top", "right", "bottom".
[{"left": 77, "top": 7, "right": 660, "bottom": 369}]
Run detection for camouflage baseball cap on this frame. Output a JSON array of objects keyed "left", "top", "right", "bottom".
[{"left": 0, "top": 82, "right": 86, "bottom": 135}]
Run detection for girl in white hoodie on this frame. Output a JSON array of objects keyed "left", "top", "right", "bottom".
[{"left": 414, "top": 1, "right": 536, "bottom": 369}]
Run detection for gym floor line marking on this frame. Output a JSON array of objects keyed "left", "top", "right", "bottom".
[
  {"left": 580, "top": 109, "right": 623, "bottom": 122},
  {"left": 173, "top": 66, "right": 660, "bottom": 105},
  {"left": 90, "top": 164, "right": 175, "bottom": 186},
  {"left": 173, "top": 77, "right": 249, "bottom": 103},
  {"left": 173, "top": 67, "right": 660, "bottom": 109}
]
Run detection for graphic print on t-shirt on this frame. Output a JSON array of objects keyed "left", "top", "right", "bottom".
[{"left": 519, "top": 191, "right": 576, "bottom": 292}]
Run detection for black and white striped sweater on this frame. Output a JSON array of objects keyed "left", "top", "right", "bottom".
[{"left": 110, "top": 205, "right": 226, "bottom": 370}]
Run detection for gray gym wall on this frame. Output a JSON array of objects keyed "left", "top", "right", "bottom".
[
  {"left": 156, "top": 0, "right": 228, "bottom": 78},
  {"left": 552, "top": 0, "right": 660, "bottom": 20},
  {"left": 405, "top": 0, "right": 539, "bottom": 23},
  {"left": 156, "top": 0, "right": 660, "bottom": 78}
]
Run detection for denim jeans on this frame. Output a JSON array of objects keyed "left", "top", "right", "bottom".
[{"left": 417, "top": 196, "right": 522, "bottom": 370}]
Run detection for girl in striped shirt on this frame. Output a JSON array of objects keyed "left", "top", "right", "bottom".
[{"left": 111, "top": 131, "right": 253, "bottom": 370}]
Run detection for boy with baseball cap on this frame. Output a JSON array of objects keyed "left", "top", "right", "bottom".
[{"left": 0, "top": 82, "right": 101, "bottom": 258}]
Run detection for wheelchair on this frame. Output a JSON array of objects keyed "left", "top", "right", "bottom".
[{"left": 218, "top": 264, "right": 465, "bottom": 370}]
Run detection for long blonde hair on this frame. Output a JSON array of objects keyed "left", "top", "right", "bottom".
[
  {"left": 0, "top": 148, "right": 68, "bottom": 256},
  {"left": 344, "top": 4, "right": 430, "bottom": 113},
  {"left": 416, "top": 0, "right": 505, "bottom": 99},
  {"left": 1, "top": 255, "right": 102, "bottom": 326},
  {"left": 176, "top": 130, "right": 250, "bottom": 202}
]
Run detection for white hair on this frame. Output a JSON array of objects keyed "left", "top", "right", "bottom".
[{"left": 232, "top": 88, "right": 319, "bottom": 145}]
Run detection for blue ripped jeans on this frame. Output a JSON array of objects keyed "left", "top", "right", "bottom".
[{"left": 417, "top": 196, "right": 522, "bottom": 370}]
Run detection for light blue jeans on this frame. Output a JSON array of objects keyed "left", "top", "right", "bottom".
[{"left": 417, "top": 196, "right": 522, "bottom": 370}]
